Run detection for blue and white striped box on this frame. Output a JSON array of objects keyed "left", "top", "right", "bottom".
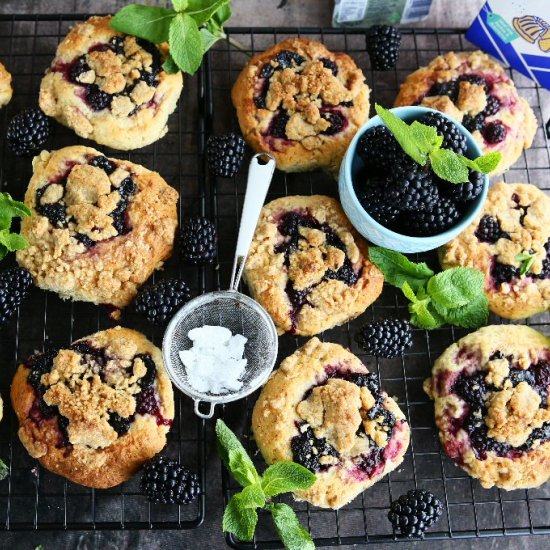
[{"left": 466, "top": 1, "right": 550, "bottom": 90}]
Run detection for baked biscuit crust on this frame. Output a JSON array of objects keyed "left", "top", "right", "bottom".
[
  {"left": 232, "top": 38, "right": 370, "bottom": 175},
  {"left": 0, "top": 61, "right": 12, "bottom": 108},
  {"left": 39, "top": 16, "right": 183, "bottom": 150},
  {"left": 252, "top": 338, "right": 410, "bottom": 509},
  {"left": 243, "top": 195, "right": 383, "bottom": 336},
  {"left": 16, "top": 145, "right": 178, "bottom": 308},
  {"left": 11, "top": 327, "right": 175, "bottom": 488},
  {"left": 394, "top": 51, "right": 537, "bottom": 173},
  {"left": 440, "top": 182, "right": 550, "bottom": 319},
  {"left": 424, "top": 325, "right": 550, "bottom": 490}
]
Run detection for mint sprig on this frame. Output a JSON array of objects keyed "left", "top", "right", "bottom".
[
  {"left": 516, "top": 251, "right": 536, "bottom": 276},
  {"left": 374, "top": 104, "right": 501, "bottom": 183},
  {"left": 110, "top": 0, "right": 232, "bottom": 75},
  {"left": 0, "top": 458, "right": 8, "bottom": 481},
  {"left": 216, "top": 419, "right": 316, "bottom": 549},
  {"left": 369, "top": 247, "right": 489, "bottom": 329},
  {"left": 0, "top": 192, "right": 30, "bottom": 261}
]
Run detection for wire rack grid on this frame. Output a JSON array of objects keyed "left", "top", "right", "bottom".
[
  {"left": 0, "top": 14, "right": 208, "bottom": 531},
  {"left": 209, "top": 28, "right": 550, "bottom": 547}
]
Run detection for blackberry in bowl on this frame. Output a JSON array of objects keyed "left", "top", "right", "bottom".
[{"left": 339, "top": 106, "right": 489, "bottom": 253}]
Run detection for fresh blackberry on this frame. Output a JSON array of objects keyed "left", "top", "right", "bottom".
[
  {"left": 387, "top": 162, "right": 439, "bottom": 211},
  {"left": 0, "top": 267, "right": 33, "bottom": 325},
  {"left": 388, "top": 489, "right": 443, "bottom": 537},
  {"left": 7, "top": 108, "right": 51, "bottom": 157},
  {"left": 134, "top": 279, "right": 192, "bottom": 325},
  {"left": 319, "top": 57, "right": 338, "bottom": 76},
  {"left": 356, "top": 176, "right": 401, "bottom": 227},
  {"left": 357, "top": 125, "right": 402, "bottom": 170},
  {"left": 135, "top": 353, "right": 157, "bottom": 389},
  {"left": 291, "top": 425, "right": 338, "bottom": 472},
  {"left": 141, "top": 456, "right": 200, "bottom": 505},
  {"left": 267, "top": 110, "right": 289, "bottom": 139},
  {"left": 426, "top": 80, "right": 458, "bottom": 102},
  {"left": 355, "top": 319, "right": 412, "bottom": 358},
  {"left": 475, "top": 215, "right": 507, "bottom": 243},
  {"left": 180, "top": 216, "right": 217, "bottom": 265},
  {"left": 418, "top": 112, "right": 467, "bottom": 154},
  {"left": 491, "top": 262, "right": 519, "bottom": 287},
  {"left": 85, "top": 85, "right": 112, "bottom": 111},
  {"left": 206, "top": 133, "right": 246, "bottom": 178},
  {"left": 89, "top": 155, "right": 115, "bottom": 174},
  {"left": 440, "top": 169, "right": 484, "bottom": 204},
  {"left": 409, "top": 197, "right": 460, "bottom": 236},
  {"left": 109, "top": 413, "right": 131, "bottom": 436},
  {"left": 462, "top": 114, "right": 484, "bottom": 133},
  {"left": 321, "top": 111, "right": 346, "bottom": 135},
  {"left": 69, "top": 56, "right": 90, "bottom": 83},
  {"left": 482, "top": 122, "right": 507, "bottom": 144},
  {"left": 366, "top": 25, "right": 401, "bottom": 70},
  {"left": 483, "top": 95, "right": 501, "bottom": 117}
]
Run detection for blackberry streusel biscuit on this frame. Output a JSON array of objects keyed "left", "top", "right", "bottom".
[
  {"left": 11, "top": 327, "right": 175, "bottom": 488},
  {"left": 231, "top": 38, "right": 370, "bottom": 175},
  {"left": 394, "top": 51, "right": 537, "bottom": 173},
  {"left": 424, "top": 325, "right": 550, "bottom": 490},
  {"left": 0, "top": 61, "right": 12, "bottom": 107},
  {"left": 252, "top": 338, "right": 410, "bottom": 509},
  {"left": 39, "top": 16, "right": 183, "bottom": 150},
  {"left": 243, "top": 195, "right": 383, "bottom": 336},
  {"left": 440, "top": 182, "right": 550, "bottom": 320},
  {"left": 16, "top": 145, "right": 178, "bottom": 309}
]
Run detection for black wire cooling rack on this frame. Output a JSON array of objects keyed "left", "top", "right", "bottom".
[{"left": 211, "top": 28, "right": 550, "bottom": 547}]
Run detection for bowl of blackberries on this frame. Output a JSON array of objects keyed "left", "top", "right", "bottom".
[{"left": 339, "top": 105, "right": 495, "bottom": 253}]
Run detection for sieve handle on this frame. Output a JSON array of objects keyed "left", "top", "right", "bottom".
[
  {"left": 194, "top": 399, "right": 216, "bottom": 419},
  {"left": 230, "top": 152, "right": 276, "bottom": 291}
]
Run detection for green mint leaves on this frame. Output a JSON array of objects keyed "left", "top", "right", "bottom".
[
  {"left": 369, "top": 247, "right": 489, "bottom": 329},
  {"left": 374, "top": 104, "right": 501, "bottom": 183},
  {"left": 216, "top": 420, "right": 316, "bottom": 549},
  {"left": 516, "top": 251, "right": 536, "bottom": 276},
  {"left": 110, "top": 0, "right": 232, "bottom": 75},
  {"left": 0, "top": 192, "right": 30, "bottom": 261},
  {"left": 0, "top": 458, "right": 8, "bottom": 481}
]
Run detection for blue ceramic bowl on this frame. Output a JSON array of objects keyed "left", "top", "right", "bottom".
[{"left": 338, "top": 106, "right": 488, "bottom": 253}]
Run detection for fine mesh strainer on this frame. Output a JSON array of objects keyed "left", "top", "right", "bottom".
[{"left": 163, "top": 153, "right": 278, "bottom": 419}]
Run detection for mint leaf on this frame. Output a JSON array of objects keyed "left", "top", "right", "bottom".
[
  {"left": 110, "top": 5, "right": 174, "bottom": 44},
  {"left": 261, "top": 461, "right": 316, "bottom": 497},
  {"left": 429, "top": 148, "right": 469, "bottom": 183},
  {"left": 516, "top": 252, "right": 536, "bottom": 276},
  {"left": 409, "top": 121, "right": 443, "bottom": 155},
  {"left": 0, "top": 245, "right": 7, "bottom": 261},
  {"left": 369, "top": 247, "right": 434, "bottom": 292},
  {"left": 0, "top": 230, "right": 28, "bottom": 252},
  {"left": 0, "top": 192, "right": 31, "bottom": 228},
  {"left": 228, "top": 449, "right": 260, "bottom": 487},
  {"left": 269, "top": 503, "right": 315, "bottom": 550},
  {"left": 238, "top": 483, "right": 266, "bottom": 508},
  {"left": 200, "top": 27, "right": 223, "bottom": 51},
  {"left": 172, "top": 0, "right": 188, "bottom": 11},
  {"left": 187, "top": 0, "right": 231, "bottom": 26},
  {"left": 427, "top": 267, "right": 485, "bottom": 309},
  {"left": 434, "top": 294, "right": 489, "bottom": 328},
  {"left": 223, "top": 492, "right": 258, "bottom": 542},
  {"left": 409, "top": 298, "right": 444, "bottom": 329},
  {"left": 169, "top": 13, "right": 203, "bottom": 75},
  {"left": 375, "top": 104, "right": 426, "bottom": 165},
  {"left": 162, "top": 54, "right": 180, "bottom": 74},
  {"left": 211, "top": 2, "right": 232, "bottom": 27},
  {"left": 460, "top": 151, "right": 501, "bottom": 174},
  {"left": 0, "top": 458, "right": 8, "bottom": 480}
]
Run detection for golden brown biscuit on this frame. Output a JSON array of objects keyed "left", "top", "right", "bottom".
[
  {"left": 232, "top": 38, "right": 370, "bottom": 175},
  {"left": 16, "top": 145, "right": 178, "bottom": 309},
  {"left": 394, "top": 51, "right": 537, "bottom": 173},
  {"left": 11, "top": 326, "right": 175, "bottom": 488},
  {"left": 243, "top": 195, "right": 383, "bottom": 336},
  {"left": 424, "top": 325, "right": 550, "bottom": 490},
  {"left": 39, "top": 16, "right": 183, "bottom": 150},
  {"left": 0, "top": 61, "right": 12, "bottom": 107},
  {"left": 440, "top": 182, "right": 550, "bottom": 319},
  {"left": 252, "top": 338, "right": 410, "bottom": 509}
]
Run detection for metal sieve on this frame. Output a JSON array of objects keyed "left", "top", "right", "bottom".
[{"left": 163, "top": 153, "right": 278, "bottom": 419}]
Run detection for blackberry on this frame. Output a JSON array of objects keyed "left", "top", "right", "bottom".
[
  {"left": 453, "top": 372, "right": 489, "bottom": 404},
  {"left": 109, "top": 413, "right": 131, "bottom": 436},
  {"left": 36, "top": 201, "right": 67, "bottom": 228},
  {"left": 135, "top": 353, "right": 157, "bottom": 389},
  {"left": 320, "top": 111, "right": 346, "bottom": 135},
  {"left": 285, "top": 282, "right": 310, "bottom": 312},
  {"left": 426, "top": 80, "right": 459, "bottom": 102},
  {"left": 388, "top": 489, "right": 443, "bottom": 537},
  {"left": 274, "top": 50, "right": 305, "bottom": 70},
  {"left": 291, "top": 425, "right": 338, "bottom": 472},
  {"left": 458, "top": 73, "right": 489, "bottom": 92},
  {"left": 347, "top": 372, "right": 381, "bottom": 396},
  {"left": 267, "top": 110, "right": 289, "bottom": 139},
  {"left": 356, "top": 176, "right": 401, "bottom": 227},
  {"left": 475, "top": 215, "right": 507, "bottom": 243},
  {"left": 140, "top": 69, "right": 158, "bottom": 87},
  {"left": 89, "top": 155, "right": 115, "bottom": 174},
  {"left": 418, "top": 112, "right": 467, "bottom": 155},
  {"left": 319, "top": 57, "right": 338, "bottom": 76},
  {"left": 141, "top": 456, "right": 200, "bottom": 505},
  {"left": 483, "top": 95, "right": 501, "bottom": 117},
  {"left": 109, "top": 35, "right": 125, "bottom": 55},
  {"left": 491, "top": 262, "right": 519, "bottom": 287},
  {"left": 7, "top": 108, "right": 51, "bottom": 157},
  {"left": 325, "top": 257, "right": 360, "bottom": 286},
  {"left": 482, "top": 122, "right": 507, "bottom": 144},
  {"left": 118, "top": 176, "right": 137, "bottom": 198},
  {"left": 462, "top": 114, "right": 484, "bottom": 133},
  {"left": 440, "top": 169, "right": 484, "bottom": 204},
  {"left": 366, "top": 25, "right": 401, "bottom": 70},
  {"left": 387, "top": 162, "right": 439, "bottom": 211},
  {"left": 85, "top": 84, "right": 112, "bottom": 111},
  {"left": 357, "top": 125, "right": 403, "bottom": 170},
  {"left": 69, "top": 56, "right": 91, "bottom": 83},
  {"left": 206, "top": 133, "right": 246, "bottom": 178},
  {"left": 134, "top": 278, "right": 192, "bottom": 325},
  {"left": 259, "top": 63, "right": 275, "bottom": 79},
  {"left": 508, "top": 367, "right": 536, "bottom": 388},
  {"left": 136, "top": 38, "right": 162, "bottom": 73},
  {"left": 26, "top": 348, "right": 58, "bottom": 391},
  {"left": 180, "top": 216, "right": 217, "bottom": 264},
  {"left": 409, "top": 197, "right": 460, "bottom": 236},
  {"left": 355, "top": 319, "right": 412, "bottom": 358},
  {"left": 355, "top": 447, "right": 384, "bottom": 476},
  {"left": 135, "top": 386, "right": 158, "bottom": 415},
  {"left": 0, "top": 267, "right": 33, "bottom": 325}
]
